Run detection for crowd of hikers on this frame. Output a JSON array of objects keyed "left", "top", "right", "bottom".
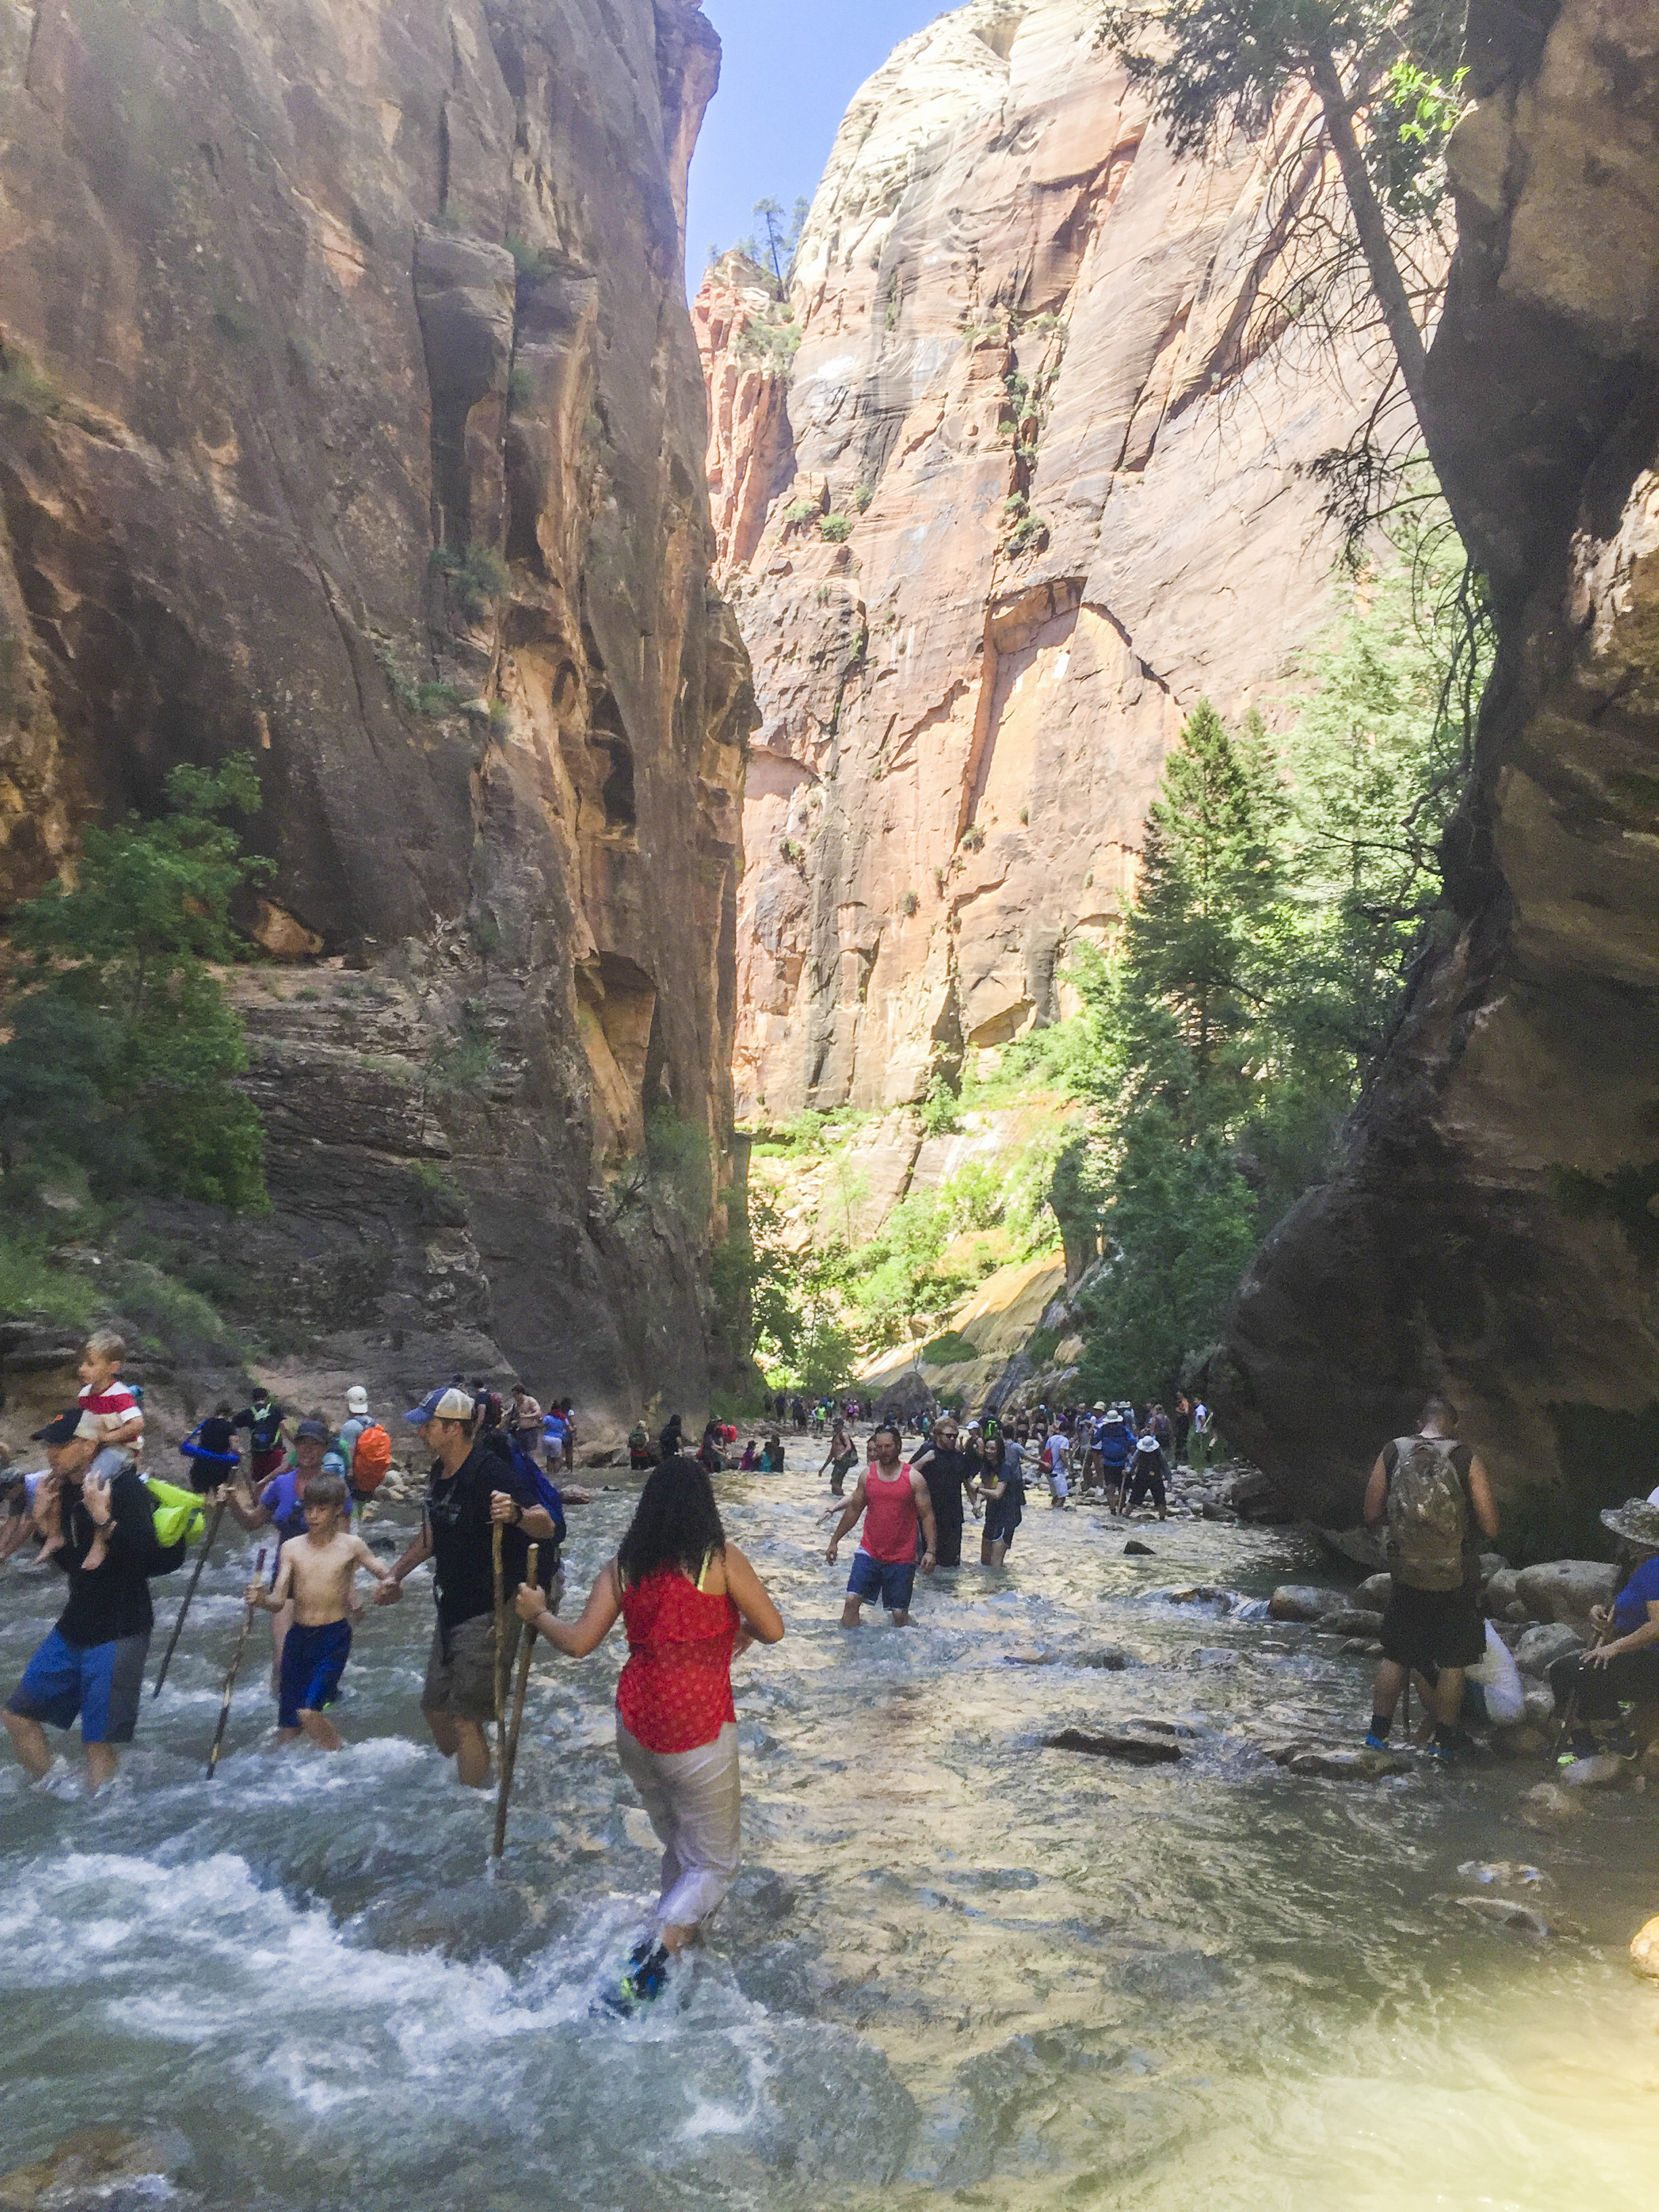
[{"left": 5, "top": 1343, "right": 1659, "bottom": 2009}]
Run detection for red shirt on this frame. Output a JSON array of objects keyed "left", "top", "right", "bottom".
[
  {"left": 615, "top": 1564, "right": 739, "bottom": 1753},
  {"left": 860, "top": 1462, "right": 919, "bottom": 1561}
]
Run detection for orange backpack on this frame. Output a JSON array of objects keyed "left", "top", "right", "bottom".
[{"left": 351, "top": 1420, "right": 393, "bottom": 1492}]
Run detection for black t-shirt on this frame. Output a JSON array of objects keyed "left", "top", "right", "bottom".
[
  {"left": 54, "top": 1460, "right": 173, "bottom": 1647},
  {"left": 426, "top": 1441, "right": 539, "bottom": 1630},
  {"left": 916, "top": 1446, "right": 974, "bottom": 1523},
  {"left": 234, "top": 1401, "right": 285, "bottom": 1454}
]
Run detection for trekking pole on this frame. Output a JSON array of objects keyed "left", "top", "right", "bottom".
[
  {"left": 492, "top": 1519, "right": 507, "bottom": 1750},
  {"left": 1551, "top": 1614, "right": 1614, "bottom": 1762},
  {"left": 152, "top": 1495, "right": 227, "bottom": 1698},
  {"left": 206, "top": 1544, "right": 266, "bottom": 1778},
  {"left": 493, "top": 1542, "right": 539, "bottom": 1860}
]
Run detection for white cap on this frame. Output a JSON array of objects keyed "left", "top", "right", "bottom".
[{"left": 346, "top": 1385, "right": 369, "bottom": 1414}]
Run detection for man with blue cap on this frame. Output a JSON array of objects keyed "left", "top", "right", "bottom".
[{"left": 375, "top": 1385, "right": 558, "bottom": 1788}]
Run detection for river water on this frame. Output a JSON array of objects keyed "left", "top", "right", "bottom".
[{"left": 3, "top": 1448, "right": 1657, "bottom": 2209}]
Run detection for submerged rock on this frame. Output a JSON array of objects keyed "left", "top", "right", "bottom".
[
  {"left": 1458, "top": 1860, "right": 1549, "bottom": 1889},
  {"left": 0, "top": 2128, "right": 176, "bottom": 2211},
  {"left": 1489, "top": 1723, "right": 1553, "bottom": 1760},
  {"left": 1124, "top": 1540, "right": 1155, "bottom": 1557},
  {"left": 1284, "top": 1747, "right": 1405, "bottom": 1781},
  {"left": 1072, "top": 1647, "right": 1135, "bottom": 1670},
  {"left": 1519, "top": 1782, "right": 1586, "bottom": 1827},
  {"left": 1044, "top": 1727, "right": 1181, "bottom": 1766},
  {"left": 1452, "top": 1896, "right": 1553, "bottom": 1939}
]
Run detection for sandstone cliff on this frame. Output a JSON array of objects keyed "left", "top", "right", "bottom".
[
  {"left": 701, "top": 0, "right": 1401, "bottom": 1123},
  {"left": 1221, "top": 0, "right": 1659, "bottom": 1548},
  {"left": 0, "top": 0, "right": 754, "bottom": 1422}
]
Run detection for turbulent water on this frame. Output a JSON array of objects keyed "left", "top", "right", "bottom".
[{"left": 3, "top": 1446, "right": 1657, "bottom": 2209}]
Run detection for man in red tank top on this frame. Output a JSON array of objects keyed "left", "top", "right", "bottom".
[{"left": 825, "top": 1424, "right": 937, "bottom": 1626}]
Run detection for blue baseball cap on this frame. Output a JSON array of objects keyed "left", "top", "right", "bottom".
[{"left": 404, "top": 1385, "right": 476, "bottom": 1426}]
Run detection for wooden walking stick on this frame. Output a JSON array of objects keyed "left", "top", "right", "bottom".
[
  {"left": 1552, "top": 1612, "right": 1615, "bottom": 1761},
  {"left": 493, "top": 1542, "right": 539, "bottom": 1860},
  {"left": 152, "top": 1495, "right": 227, "bottom": 1698},
  {"left": 207, "top": 1545, "right": 266, "bottom": 1778},
  {"left": 492, "top": 1519, "right": 508, "bottom": 1749}
]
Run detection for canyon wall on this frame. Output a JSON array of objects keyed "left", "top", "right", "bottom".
[
  {"left": 698, "top": 0, "right": 1401, "bottom": 1124},
  {"left": 0, "top": 0, "right": 753, "bottom": 1421},
  {"left": 1221, "top": 0, "right": 1659, "bottom": 1545}
]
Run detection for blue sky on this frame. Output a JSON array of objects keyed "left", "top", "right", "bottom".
[{"left": 685, "top": 1, "right": 946, "bottom": 287}]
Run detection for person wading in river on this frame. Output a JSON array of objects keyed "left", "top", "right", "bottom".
[
  {"left": 514, "top": 1454, "right": 784, "bottom": 2005},
  {"left": 1364, "top": 1395, "right": 1500, "bottom": 1761},
  {"left": 912, "top": 1414, "right": 975, "bottom": 1568},
  {"left": 374, "top": 1384, "right": 557, "bottom": 1788},
  {"left": 3, "top": 1413, "right": 183, "bottom": 1793},
  {"left": 825, "top": 1424, "right": 938, "bottom": 1625}
]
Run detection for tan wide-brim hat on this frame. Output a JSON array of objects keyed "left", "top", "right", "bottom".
[{"left": 1599, "top": 1498, "right": 1659, "bottom": 1551}]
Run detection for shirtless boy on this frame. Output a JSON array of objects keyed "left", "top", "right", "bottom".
[{"left": 245, "top": 1472, "right": 391, "bottom": 1748}]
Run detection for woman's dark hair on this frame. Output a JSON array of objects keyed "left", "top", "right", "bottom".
[{"left": 617, "top": 1455, "right": 726, "bottom": 1587}]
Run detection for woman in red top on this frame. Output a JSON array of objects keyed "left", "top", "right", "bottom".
[{"left": 515, "top": 1454, "right": 783, "bottom": 2005}]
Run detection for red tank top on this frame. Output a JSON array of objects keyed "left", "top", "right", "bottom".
[
  {"left": 615, "top": 1562, "right": 739, "bottom": 1754},
  {"left": 861, "top": 1463, "right": 918, "bottom": 1561}
]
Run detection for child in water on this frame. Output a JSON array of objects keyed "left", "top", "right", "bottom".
[{"left": 245, "top": 1472, "right": 392, "bottom": 1748}]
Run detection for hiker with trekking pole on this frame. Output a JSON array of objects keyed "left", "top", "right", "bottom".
[{"left": 373, "top": 1385, "right": 556, "bottom": 1790}]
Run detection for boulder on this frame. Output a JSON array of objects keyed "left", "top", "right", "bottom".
[
  {"left": 1124, "top": 1539, "right": 1155, "bottom": 1556},
  {"left": 1519, "top": 1677, "right": 1555, "bottom": 1728},
  {"left": 1073, "top": 1647, "right": 1134, "bottom": 1670},
  {"left": 1483, "top": 1567, "right": 1522, "bottom": 1613},
  {"left": 1315, "top": 1525, "right": 1389, "bottom": 1572},
  {"left": 1514, "top": 1561, "right": 1619, "bottom": 1630},
  {"left": 1044, "top": 1727, "right": 1181, "bottom": 1765},
  {"left": 1629, "top": 1915, "right": 1659, "bottom": 1980},
  {"left": 1319, "top": 1607, "right": 1386, "bottom": 1638},
  {"left": 1478, "top": 1551, "right": 1510, "bottom": 1581},
  {"left": 1559, "top": 1753, "right": 1626, "bottom": 1790},
  {"left": 1358, "top": 1572, "right": 1392, "bottom": 1608},
  {"left": 1512, "top": 1622, "right": 1584, "bottom": 1677},
  {"left": 1269, "top": 1584, "right": 1345, "bottom": 1623}
]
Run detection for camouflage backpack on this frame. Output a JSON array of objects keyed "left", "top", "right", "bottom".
[{"left": 1385, "top": 1435, "right": 1471, "bottom": 1591}]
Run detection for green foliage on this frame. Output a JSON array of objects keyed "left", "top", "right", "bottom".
[
  {"left": 819, "top": 514, "right": 853, "bottom": 543},
  {"left": 1059, "top": 506, "right": 1487, "bottom": 1396},
  {"left": 783, "top": 498, "right": 820, "bottom": 527},
  {"left": 0, "top": 1231, "right": 99, "bottom": 1326},
  {"left": 854, "top": 483, "right": 874, "bottom": 513},
  {"left": 922, "top": 1329, "right": 980, "bottom": 1365},
  {"left": 430, "top": 543, "right": 510, "bottom": 617},
  {"left": 1007, "top": 513, "right": 1049, "bottom": 556},
  {"left": 0, "top": 755, "right": 272, "bottom": 1212},
  {"left": 735, "top": 311, "right": 802, "bottom": 371},
  {"left": 960, "top": 823, "right": 985, "bottom": 853},
  {"left": 0, "top": 347, "right": 59, "bottom": 417}
]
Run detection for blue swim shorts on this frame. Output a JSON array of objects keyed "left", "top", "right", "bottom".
[
  {"left": 847, "top": 1549, "right": 916, "bottom": 1614},
  {"left": 278, "top": 1618, "right": 352, "bottom": 1729},
  {"left": 7, "top": 1625, "right": 149, "bottom": 1744}
]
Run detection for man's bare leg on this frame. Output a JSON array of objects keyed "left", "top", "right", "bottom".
[
  {"left": 2, "top": 1708, "right": 52, "bottom": 1780},
  {"left": 1371, "top": 1658, "right": 1407, "bottom": 1725},
  {"left": 889, "top": 1608, "right": 913, "bottom": 1626},
  {"left": 839, "top": 1596, "right": 864, "bottom": 1629},
  {"left": 298, "top": 1708, "right": 344, "bottom": 1751},
  {"left": 85, "top": 1743, "right": 118, "bottom": 1793}
]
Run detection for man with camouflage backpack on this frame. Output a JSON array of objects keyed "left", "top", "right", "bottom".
[{"left": 1361, "top": 1395, "right": 1500, "bottom": 1760}]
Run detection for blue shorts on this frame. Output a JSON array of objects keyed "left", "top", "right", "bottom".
[
  {"left": 7, "top": 1625, "right": 149, "bottom": 1745},
  {"left": 848, "top": 1549, "right": 916, "bottom": 1614},
  {"left": 984, "top": 1498, "right": 1021, "bottom": 1547},
  {"left": 278, "top": 1618, "right": 352, "bottom": 1728}
]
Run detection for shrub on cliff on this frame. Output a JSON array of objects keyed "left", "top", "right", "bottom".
[{"left": 0, "top": 755, "right": 271, "bottom": 1215}]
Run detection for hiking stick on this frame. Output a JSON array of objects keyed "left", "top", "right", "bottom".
[
  {"left": 206, "top": 1545, "right": 266, "bottom": 1778},
  {"left": 492, "top": 1519, "right": 507, "bottom": 1748},
  {"left": 152, "top": 1496, "right": 227, "bottom": 1698},
  {"left": 1551, "top": 1614, "right": 1615, "bottom": 1761},
  {"left": 492, "top": 1542, "right": 539, "bottom": 1860}
]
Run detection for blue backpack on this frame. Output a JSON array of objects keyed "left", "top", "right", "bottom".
[{"left": 508, "top": 1434, "right": 566, "bottom": 1544}]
